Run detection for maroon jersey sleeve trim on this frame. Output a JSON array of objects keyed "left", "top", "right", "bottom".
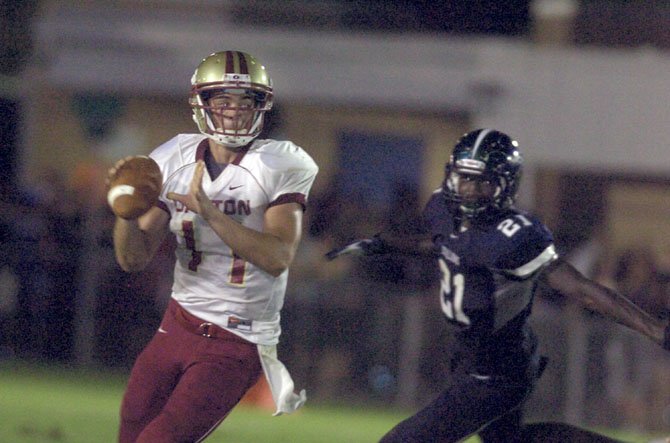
[
  {"left": 195, "top": 139, "right": 208, "bottom": 161},
  {"left": 157, "top": 200, "right": 170, "bottom": 216},
  {"left": 268, "top": 193, "right": 307, "bottom": 211}
]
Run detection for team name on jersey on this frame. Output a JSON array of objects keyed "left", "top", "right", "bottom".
[{"left": 175, "top": 199, "right": 251, "bottom": 215}]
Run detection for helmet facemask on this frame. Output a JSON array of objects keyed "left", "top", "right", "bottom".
[
  {"left": 190, "top": 85, "right": 272, "bottom": 148},
  {"left": 444, "top": 168, "right": 505, "bottom": 219}
]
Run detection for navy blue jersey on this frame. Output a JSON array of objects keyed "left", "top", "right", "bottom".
[{"left": 423, "top": 190, "right": 557, "bottom": 377}]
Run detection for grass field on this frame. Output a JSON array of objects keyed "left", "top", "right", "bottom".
[{"left": 0, "top": 361, "right": 662, "bottom": 443}]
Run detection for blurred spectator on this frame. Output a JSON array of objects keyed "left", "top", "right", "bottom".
[
  {"left": 649, "top": 245, "right": 670, "bottom": 320},
  {"left": 0, "top": 167, "right": 83, "bottom": 362},
  {"left": 37, "top": 168, "right": 83, "bottom": 362},
  {"left": 359, "top": 179, "right": 435, "bottom": 289},
  {"left": 354, "top": 179, "right": 436, "bottom": 402},
  {"left": 590, "top": 244, "right": 670, "bottom": 430},
  {"left": 612, "top": 248, "right": 656, "bottom": 299},
  {"left": 599, "top": 246, "right": 668, "bottom": 321},
  {"left": 93, "top": 247, "right": 164, "bottom": 368},
  {"left": 281, "top": 186, "right": 369, "bottom": 401}
]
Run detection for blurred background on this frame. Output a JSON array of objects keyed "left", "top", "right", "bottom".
[{"left": 1, "top": 0, "right": 669, "bottom": 436}]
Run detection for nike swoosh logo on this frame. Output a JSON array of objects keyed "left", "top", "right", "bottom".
[
  {"left": 158, "top": 327, "right": 168, "bottom": 334},
  {"left": 229, "top": 185, "right": 244, "bottom": 190}
]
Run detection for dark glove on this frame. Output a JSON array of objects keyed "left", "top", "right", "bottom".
[
  {"left": 664, "top": 322, "right": 670, "bottom": 351},
  {"left": 325, "top": 234, "right": 388, "bottom": 260}
]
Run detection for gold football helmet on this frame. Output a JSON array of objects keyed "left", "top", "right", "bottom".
[{"left": 190, "top": 51, "right": 273, "bottom": 147}]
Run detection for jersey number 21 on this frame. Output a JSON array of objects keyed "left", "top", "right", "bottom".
[{"left": 439, "top": 259, "right": 470, "bottom": 326}]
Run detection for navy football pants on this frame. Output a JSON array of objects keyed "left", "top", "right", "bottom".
[{"left": 379, "top": 369, "right": 534, "bottom": 443}]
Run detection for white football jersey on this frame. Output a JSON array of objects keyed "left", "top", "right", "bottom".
[{"left": 150, "top": 134, "right": 318, "bottom": 345}]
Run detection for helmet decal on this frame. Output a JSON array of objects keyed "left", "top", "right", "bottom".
[
  {"left": 227, "top": 50, "right": 249, "bottom": 75},
  {"left": 470, "top": 128, "right": 494, "bottom": 157}
]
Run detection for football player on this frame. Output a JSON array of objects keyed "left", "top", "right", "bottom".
[
  {"left": 327, "top": 129, "right": 670, "bottom": 443},
  {"left": 109, "top": 50, "right": 318, "bottom": 442}
]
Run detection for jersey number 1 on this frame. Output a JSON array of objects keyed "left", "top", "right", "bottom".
[{"left": 182, "top": 220, "right": 247, "bottom": 285}]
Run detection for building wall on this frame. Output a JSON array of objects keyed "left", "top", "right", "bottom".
[
  {"left": 23, "top": 86, "right": 467, "bottom": 207},
  {"left": 29, "top": 3, "right": 670, "bottom": 180}
]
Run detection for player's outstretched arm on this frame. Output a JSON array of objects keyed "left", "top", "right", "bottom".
[
  {"left": 540, "top": 257, "right": 670, "bottom": 350},
  {"left": 325, "top": 236, "right": 388, "bottom": 260},
  {"left": 325, "top": 232, "right": 435, "bottom": 261}
]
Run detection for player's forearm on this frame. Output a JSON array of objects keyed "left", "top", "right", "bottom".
[
  {"left": 376, "top": 232, "right": 435, "bottom": 257},
  {"left": 200, "top": 205, "right": 295, "bottom": 277},
  {"left": 579, "top": 280, "right": 664, "bottom": 343},
  {"left": 544, "top": 260, "right": 665, "bottom": 345},
  {"left": 113, "top": 218, "right": 155, "bottom": 272}
]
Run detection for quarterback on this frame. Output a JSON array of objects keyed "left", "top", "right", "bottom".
[
  {"left": 109, "top": 51, "right": 317, "bottom": 442},
  {"left": 328, "top": 129, "right": 670, "bottom": 442}
]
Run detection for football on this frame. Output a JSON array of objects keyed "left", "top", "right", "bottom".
[{"left": 107, "top": 156, "right": 162, "bottom": 219}]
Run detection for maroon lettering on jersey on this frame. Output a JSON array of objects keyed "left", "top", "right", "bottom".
[
  {"left": 211, "top": 199, "right": 251, "bottom": 215},
  {"left": 237, "top": 200, "right": 250, "bottom": 215}
]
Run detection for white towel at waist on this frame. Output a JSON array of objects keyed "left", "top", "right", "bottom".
[{"left": 257, "top": 344, "right": 307, "bottom": 416}]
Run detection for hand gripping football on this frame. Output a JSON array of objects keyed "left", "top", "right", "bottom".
[{"left": 107, "top": 156, "right": 162, "bottom": 219}]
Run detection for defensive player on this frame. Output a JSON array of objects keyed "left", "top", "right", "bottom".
[
  {"left": 109, "top": 51, "right": 318, "bottom": 442},
  {"left": 327, "top": 129, "right": 670, "bottom": 442}
]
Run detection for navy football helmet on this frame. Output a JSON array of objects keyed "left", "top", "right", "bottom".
[{"left": 443, "top": 128, "right": 523, "bottom": 218}]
